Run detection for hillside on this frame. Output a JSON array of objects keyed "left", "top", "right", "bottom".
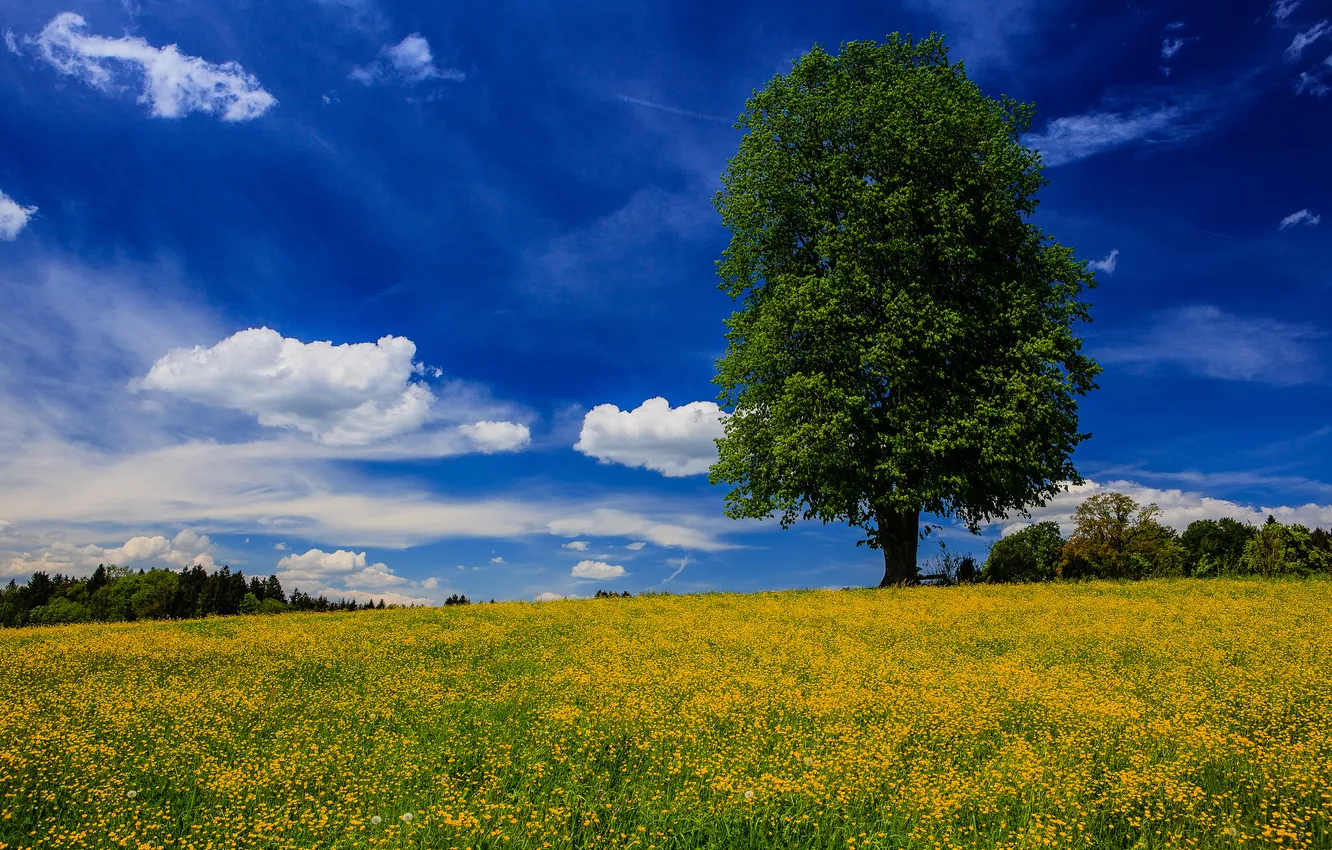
[{"left": 2, "top": 580, "right": 1330, "bottom": 849}]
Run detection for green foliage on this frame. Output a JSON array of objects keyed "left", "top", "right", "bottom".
[
  {"left": 1237, "top": 517, "right": 1331, "bottom": 577},
  {"left": 238, "top": 592, "right": 261, "bottom": 615},
  {"left": 27, "top": 597, "right": 91, "bottom": 626},
  {"left": 1180, "top": 518, "right": 1256, "bottom": 577},
  {"left": 1058, "top": 492, "right": 1187, "bottom": 580},
  {"left": 981, "top": 520, "right": 1064, "bottom": 583},
  {"left": 709, "top": 32, "right": 1101, "bottom": 586}
]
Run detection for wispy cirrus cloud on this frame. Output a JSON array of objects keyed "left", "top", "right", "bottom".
[
  {"left": 1278, "top": 208, "right": 1321, "bottom": 229},
  {"left": 1023, "top": 103, "right": 1191, "bottom": 167},
  {"left": 1285, "top": 20, "right": 1329, "bottom": 59},
  {"left": 1271, "top": 0, "right": 1302, "bottom": 24},
  {"left": 1094, "top": 305, "right": 1326, "bottom": 386},
  {"left": 31, "top": 12, "right": 276, "bottom": 120},
  {"left": 1088, "top": 248, "right": 1119, "bottom": 274}
]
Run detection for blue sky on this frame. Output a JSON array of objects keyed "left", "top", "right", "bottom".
[{"left": 0, "top": 0, "right": 1328, "bottom": 604}]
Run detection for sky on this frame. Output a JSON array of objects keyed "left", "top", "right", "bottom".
[{"left": 0, "top": 0, "right": 1329, "bottom": 605}]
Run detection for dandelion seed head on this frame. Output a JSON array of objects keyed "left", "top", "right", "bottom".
[
  {"left": 370, "top": 815, "right": 382, "bottom": 825},
  {"left": 803, "top": 757, "right": 814, "bottom": 767},
  {"left": 744, "top": 790, "right": 754, "bottom": 800},
  {"left": 126, "top": 790, "right": 137, "bottom": 799},
  {"left": 400, "top": 812, "right": 414, "bottom": 823}
]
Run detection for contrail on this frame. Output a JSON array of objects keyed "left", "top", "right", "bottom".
[
  {"left": 1168, "top": 222, "right": 1233, "bottom": 240},
  {"left": 615, "top": 94, "right": 732, "bottom": 124},
  {"left": 663, "top": 555, "right": 692, "bottom": 583}
]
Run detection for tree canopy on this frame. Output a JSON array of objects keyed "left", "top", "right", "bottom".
[{"left": 709, "top": 33, "right": 1102, "bottom": 586}]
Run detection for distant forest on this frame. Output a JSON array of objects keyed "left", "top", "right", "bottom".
[{"left": 0, "top": 564, "right": 400, "bottom": 629}]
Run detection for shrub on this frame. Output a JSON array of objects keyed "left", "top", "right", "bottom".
[{"left": 981, "top": 521, "right": 1064, "bottom": 583}]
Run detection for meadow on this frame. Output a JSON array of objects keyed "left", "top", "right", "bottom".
[{"left": 2, "top": 580, "right": 1330, "bottom": 850}]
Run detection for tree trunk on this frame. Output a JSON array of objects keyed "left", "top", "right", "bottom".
[{"left": 877, "top": 506, "right": 922, "bottom": 587}]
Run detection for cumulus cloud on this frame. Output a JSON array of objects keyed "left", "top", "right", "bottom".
[
  {"left": 135, "top": 328, "right": 533, "bottom": 451},
  {"left": 1088, "top": 249, "right": 1118, "bottom": 273},
  {"left": 275, "top": 547, "right": 413, "bottom": 595},
  {"left": 1094, "top": 305, "right": 1326, "bottom": 385},
  {"left": 457, "top": 420, "right": 531, "bottom": 453},
  {"left": 570, "top": 560, "right": 627, "bottom": 579},
  {"left": 350, "top": 34, "right": 464, "bottom": 85},
  {"left": 2, "top": 529, "right": 216, "bottom": 579},
  {"left": 1278, "top": 208, "right": 1321, "bottom": 229},
  {"left": 575, "top": 397, "right": 727, "bottom": 477},
  {"left": 0, "top": 189, "right": 37, "bottom": 241},
  {"left": 1286, "top": 21, "right": 1330, "bottom": 59},
  {"left": 274, "top": 541, "right": 289, "bottom": 550},
  {"left": 33, "top": 12, "right": 276, "bottom": 120},
  {"left": 562, "top": 540, "right": 590, "bottom": 551},
  {"left": 489, "top": 556, "right": 504, "bottom": 564},
  {"left": 136, "top": 328, "right": 435, "bottom": 445}
]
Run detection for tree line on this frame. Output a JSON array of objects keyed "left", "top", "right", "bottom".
[
  {"left": 926, "top": 491, "right": 1332, "bottom": 585},
  {"left": 0, "top": 563, "right": 397, "bottom": 629}
]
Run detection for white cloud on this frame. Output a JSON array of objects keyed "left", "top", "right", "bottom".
[
  {"left": 1023, "top": 105, "right": 1187, "bottom": 167},
  {"left": 421, "top": 576, "right": 440, "bottom": 589},
  {"left": 4, "top": 29, "right": 18, "bottom": 55},
  {"left": 2, "top": 529, "right": 216, "bottom": 579},
  {"left": 562, "top": 540, "right": 590, "bottom": 551},
  {"left": 0, "top": 189, "right": 37, "bottom": 241},
  {"left": 274, "top": 541, "right": 289, "bottom": 550},
  {"left": 575, "top": 397, "right": 727, "bottom": 477},
  {"left": 1272, "top": 0, "right": 1302, "bottom": 24},
  {"left": 625, "top": 541, "right": 646, "bottom": 550},
  {"left": 489, "top": 556, "right": 504, "bottom": 564},
  {"left": 1287, "top": 21, "right": 1330, "bottom": 59},
  {"left": 275, "top": 547, "right": 411, "bottom": 595},
  {"left": 0, "top": 259, "right": 735, "bottom": 559},
  {"left": 533, "top": 591, "right": 586, "bottom": 602},
  {"left": 33, "top": 12, "right": 276, "bottom": 121},
  {"left": 1278, "top": 208, "right": 1321, "bottom": 229},
  {"left": 136, "top": 328, "right": 435, "bottom": 445},
  {"left": 1094, "top": 305, "right": 1325, "bottom": 385},
  {"left": 570, "top": 560, "right": 627, "bottom": 579},
  {"left": 1295, "top": 71, "right": 1330, "bottom": 96},
  {"left": 457, "top": 420, "right": 531, "bottom": 453},
  {"left": 1165, "top": 21, "right": 1186, "bottom": 30},
  {"left": 1088, "top": 248, "right": 1118, "bottom": 274},
  {"left": 350, "top": 34, "right": 464, "bottom": 86},
  {"left": 1161, "top": 38, "right": 1184, "bottom": 60},
  {"left": 663, "top": 554, "right": 692, "bottom": 583}
]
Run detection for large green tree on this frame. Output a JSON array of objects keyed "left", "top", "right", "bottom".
[{"left": 709, "top": 33, "right": 1102, "bottom": 586}]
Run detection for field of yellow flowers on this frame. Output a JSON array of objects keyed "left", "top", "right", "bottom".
[{"left": 2, "top": 579, "right": 1331, "bottom": 850}]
